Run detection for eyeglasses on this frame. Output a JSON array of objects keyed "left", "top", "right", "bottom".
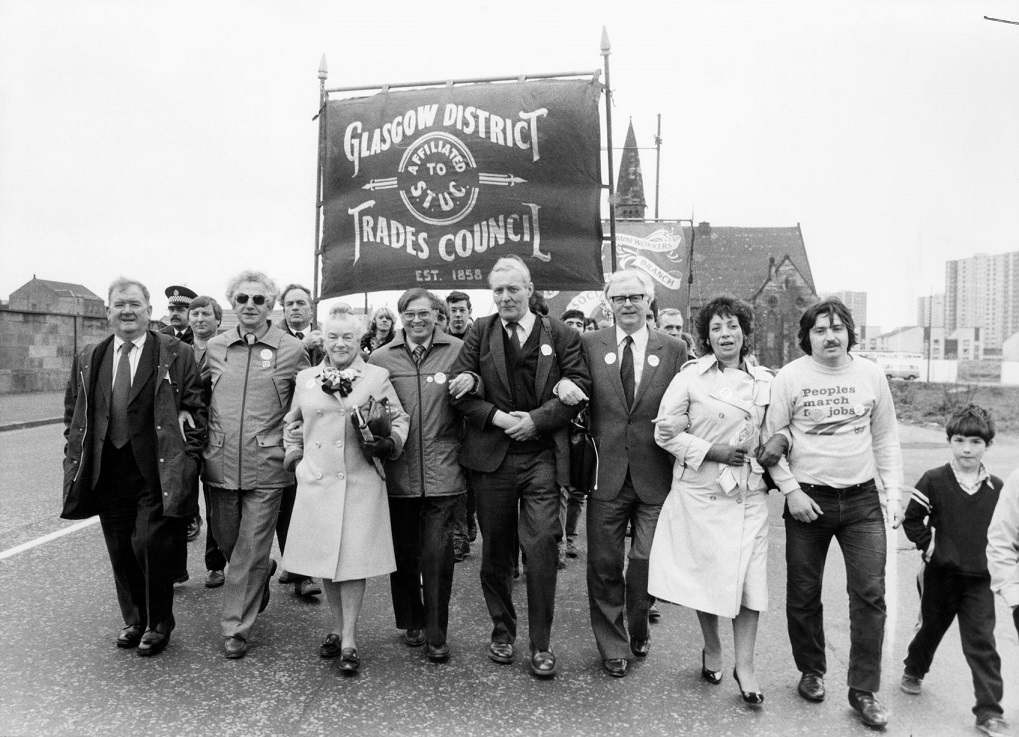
[
  {"left": 609, "top": 294, "right": 646, "bottom": 306},
  {"left": 235, "top": 294, "right": 267, "bottom": 306},
  {"left": 401, "top": 310, "right": 434, "bottom": 322}
]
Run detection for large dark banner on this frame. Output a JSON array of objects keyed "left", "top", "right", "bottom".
[
  {"left": 320, "top": 79, "right": 604, "bottom": 297},
  {"left": 544, "top": 220, "right": 689, "bottom": 321}
]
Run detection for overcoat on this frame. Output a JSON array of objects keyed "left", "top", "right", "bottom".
[
  {"left": 368, "top": 328, "right": 466, "bottom": 498},
  {"left": 282, "top": 357, "right": 409, "bottom": 581},
  {"left": 62, "top": 331, "right": 206, "bottom": 519},
  {"left": 648, "top": 354, "right": 795, "bottom": 617}
]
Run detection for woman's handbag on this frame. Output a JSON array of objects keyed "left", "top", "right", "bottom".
[
  {"left": 568, "top": 406, "right": 598, "bottom": 495},
  {"left": 351, "top": 396, "right": 392, "bottom": 479}
]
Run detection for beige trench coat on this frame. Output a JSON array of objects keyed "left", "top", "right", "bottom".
[
  {"left": 648, "top": 354, "right": 795, "bottom": 617},
  {"left": 282, "top": 358, "right": 409, "bottom": 581}
]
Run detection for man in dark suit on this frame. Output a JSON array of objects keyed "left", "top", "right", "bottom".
[
  {"left": 62, "top": 278, "right": 206, "bottom": 656},
  {"left": 449, "top": 255, "right": 590, "bottom": 678},
  {"left": 274, "top": 283, "right": 323, "bottom": 599},
  {"left": 559, "top": 269, "right": 688, "bottom": 677},
  {"left": 161, "top": 285, "right": 196, "bottom": 344}
]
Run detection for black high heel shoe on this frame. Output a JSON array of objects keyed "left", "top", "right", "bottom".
[
  {"left": 701, "top": 650, "right": 722, "bottom": 685},
  {"left": 733, "top": 668, "right": 764, "bottom": 705}
]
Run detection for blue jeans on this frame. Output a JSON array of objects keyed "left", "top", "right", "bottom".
[{"left": 784, "top": 482, "right": 887, "bottom": 693}]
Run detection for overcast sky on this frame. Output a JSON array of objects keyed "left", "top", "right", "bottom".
[{"left": 2, "top": 0, "right": 1017, "bottom": 328}]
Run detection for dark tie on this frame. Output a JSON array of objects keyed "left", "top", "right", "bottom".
[
  {"left": 412, "top": 344, "right": 425, "bottom": 367},
  {"left": 507, "top": 322, "right": 521, "bottom": 352},
  {"left": 110, "top": 342, "right": 134, "bottom": 448},
  {"left": 295, "top": 331, "right": 305, "bottom": 340},
  {"left": 620, "top": 336, "right": 635, "bottom": 409}
]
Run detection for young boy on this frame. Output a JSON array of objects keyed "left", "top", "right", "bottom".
[{"left": 900, "top": 405, "right": 1008, "bottom": 737}]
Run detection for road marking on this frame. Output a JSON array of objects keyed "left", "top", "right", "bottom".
[{"left": 0, "top": 518, "right": 99, "bottom": 560}]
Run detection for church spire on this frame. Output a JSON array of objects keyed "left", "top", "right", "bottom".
[{"left": 616, "top": 119, "right": 646, "bottom": 219}]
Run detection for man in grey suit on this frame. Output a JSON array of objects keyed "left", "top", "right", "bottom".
[{"left": 559, "top": 268, "right": 688, "bottom": 677}]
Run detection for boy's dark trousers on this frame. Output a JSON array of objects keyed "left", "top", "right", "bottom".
[{"left": 904, "top": 561, "right": 1003, "bottom": 721}]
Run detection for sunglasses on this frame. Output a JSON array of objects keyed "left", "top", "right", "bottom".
[{"left": 235, "top": 293, "right": 267, "bottom": 306}]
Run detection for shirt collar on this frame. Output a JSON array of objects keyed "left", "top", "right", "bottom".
[
  {"left": 615, "top": 324, "right": 649, "bottom": 351},
  {"left": 949, "top": 459, "right": 990, "bottom": 489},
  {"left": 114, "top": 332, "right": 148, "bottom": 352},
  {"left": 502, "top": 309, "right": 536, "bottom": 335}
]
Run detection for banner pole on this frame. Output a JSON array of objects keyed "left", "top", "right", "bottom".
[
  {"left": 654, "top": 113, "right": 662, "bottom": 219},
  {"left": 312, "top": 54, "right": 328, "bottom": 328},
  {"left": 601, "top": 27, "right": 617, "bottom": 274}
]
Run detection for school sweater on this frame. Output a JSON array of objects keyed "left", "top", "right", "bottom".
[
  {"left": 765, "top": 354, "right": 904, "bottom": 503},
  {"left": 903, "top": 464, "right": 1004, "bottom": 575}
]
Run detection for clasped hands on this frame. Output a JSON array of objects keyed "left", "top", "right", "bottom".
[{"left": 492, "top": 410, "right": 538, "bottom": 441}]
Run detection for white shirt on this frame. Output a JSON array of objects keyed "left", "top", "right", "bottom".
[
  {"left": 112, "top": 333, "right": 147, "bottom": 386},
  {"left": 616, "top": 324, "right": 649, "bottom": 388},
  {"left": 501, "top": 309, "right": 537, "bottom": 345}
]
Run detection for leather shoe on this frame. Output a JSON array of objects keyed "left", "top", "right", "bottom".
[
  {"left": 630, "top": 638, "right": 650, "bottom": 658},
  {"left": 319, "top": 633, "right": 342, "bottom": 659},
  {"left": 488, "top": 642, "right": 514, "bottom": 664},
  {"left": 404, "top": 629, "right": 426, "bottom": 647},
  {"left": 530, "top": 649, "right": 557, "bottom": 678},
  {"left": 116, "top": 624, "right": 143, "bottom": 649},
  {"left": 427, "top": 642, "right": 450, "bottom": 662},
  {"left": 259, "top": 560, "right": 278, "bottom": 613},
  {"left": 173, "top": 571, "right": 189, "bottom": 585},
  {"left": 648, "top": 603, "right": 662, "bottom": 622},
  {"left": 137, "top": 627, "right": 170, "bottom": 657},
  {"left": 603, "top": 658, "right": 629, "bottom": 678},
  {"left": 849, "top": 689, "right": 889, "bottom": 729},
  {"left": 224, "top": 636, "right": 247, "bottom": 659},
  {"left": 339, "top": 647, "right": 360, "bottom": 672},
  {"left": 205, "top": 570, "right": 225, "bottom": 588},
  {"left": 186, "top": 515, "right": 202, "bottom": 542},
  {"left": 296, "top": 578, "right": 322, "bottom": 597},
  {"left": 797, "top": 672, "right": 826, "bottom": 702},
  {"left": 278, "top": 568, "right": 300, "bottom": 584}
]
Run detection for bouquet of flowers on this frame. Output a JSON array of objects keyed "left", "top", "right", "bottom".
[{"left": 319, "top": 366, "right": 359, "bottom": 397}]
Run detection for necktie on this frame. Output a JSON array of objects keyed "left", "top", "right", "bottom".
[
  {"left": 620, "top": 336, "right": 635, "bottom": 409},
  {"left": 295, "top": 331, "right": 305, "bottom": 340},
  {"left": 412, "top": 344, "right": 425, "bottom": 367},
  {"left": 507, "top": 322, "right": 521, "bottom": 352},
  {"left": 110, "top": 342, "right": 134, "bottom": 448}
]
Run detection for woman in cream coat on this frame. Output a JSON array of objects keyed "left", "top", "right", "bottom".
[
  {"left": 649, "top": 296, "right": 796, "bottom": 704},
  {"left": 283, "top": 305, "right": 409, "bottom": 672}
]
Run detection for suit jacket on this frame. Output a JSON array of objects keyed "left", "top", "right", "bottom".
[
  {"left": 283, "top": 321, "right": 325, "bottom": 366},
  {"left": 582, "top": 328, "right": 687, "bottom": 504},
  {"left": 451, "top": 312, "right": 590, "bottom": 486},
  {"left": 62, "top": 331, "right": 207, "bottom": 519},
  {"left": 160, "top": 324, "right": 194, "bottom": 344}
]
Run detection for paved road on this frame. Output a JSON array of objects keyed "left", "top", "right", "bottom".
[{"left": 1, "top": 423, "right": 1017, "bottom": 736}]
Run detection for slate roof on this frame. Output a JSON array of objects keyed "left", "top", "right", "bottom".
[
  {"left": 22, "top": 278, "right": 103, "bottom": 301},
  {"left": 684, "top": 223, "right": 815, "bottom": 305}
]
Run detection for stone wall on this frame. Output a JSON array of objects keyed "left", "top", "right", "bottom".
[{"left": 0, "top": 311, "right": 109, "bottom": 394}]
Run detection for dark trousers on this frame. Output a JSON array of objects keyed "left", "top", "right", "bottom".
[
  {"left": 1014, "top": 607, "right": 1019, "bottom": 638},
  {"left": 388, "top": 495, "right": 461, "bottom": 646},
  {"left": 453, "top": 481, "right": 477, "bottom": 544},
  {"left": 275, "top": 484, "right": 307, "bottom": 582},
  {"left": 203, "top": 484, "right": 227, "bottom": 572},
  {"left": 474, "top": 448, "right": 560, "bottom": 651},
  {"left": 784, "top": 483, "right": 887, "bottom": 693},
  {"left": 565, "top": 489, "right": 585, "bottom": 541},
  {"left": 96, "top": 441, "right": 181, "bottom": 631},
  {"left": 904, "top": 564, "right": 1003, "bottom": 719},
  {"left": 586, "top": 474, "right": 662, "bottom": 659}
]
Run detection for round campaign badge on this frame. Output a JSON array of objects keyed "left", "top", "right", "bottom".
[
  {"left": 605, "top": 352, "right": 617, "bottom": 365},
  {"left": 260, "top": 349, "right": 273, "bottom": 360},
  {"left": 306, "top": 379, "right": 316, "bottom": 389},
  {"left": 540, "top": 344, "right": 553, "bottom": 356},
  {"left": 426, "top": 376, "right": 434, "bottom": 383},
  {"left": 806, "top": 407, "right": 827, "bottom": 422},
  {"left": 854, "top": 404, "right": 866, "bottom": 416},
  {"left": 434, "top": 372, "right": 447, "bottom": 385},
  {"left": 648, "top": 355, "right": 660, "bottom": 367}
]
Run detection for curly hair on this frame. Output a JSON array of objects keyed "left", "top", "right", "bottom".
[
  {"left": 694, "top": 295, "right": 754, "bottom": 359},
  {"left": 225, "top": 270, "right": 279, "bottom": 309}
]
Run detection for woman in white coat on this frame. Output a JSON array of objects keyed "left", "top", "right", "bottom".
[
  {"left": 649, "top": 296, "right": 796, "bottom": 705},
  {"left": 283, "top": 305, "right": 409, "bottom": 673}
]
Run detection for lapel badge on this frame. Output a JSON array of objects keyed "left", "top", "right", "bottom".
[
  {"left": 605, "top": 352, "right": 617, "bottom": 365},
  {"left": 540, "top": 344, "right": 553, "bottom": 356},
  {"left": 647, "top": 354, "right": 660, "bottom": 367}
]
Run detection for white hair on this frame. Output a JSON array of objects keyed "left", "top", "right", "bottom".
[
  {"left": 604, "top": 268, "right": 656, "bottom": 302},
  {"left": 488, "top": 255, "right": 531, "bottom": 286},
  {"left": 325, "top": 303, "right": 366, "bottom": 339},
  {"left": 225, "top": 270, "right": 280, "bottom": 309}
]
